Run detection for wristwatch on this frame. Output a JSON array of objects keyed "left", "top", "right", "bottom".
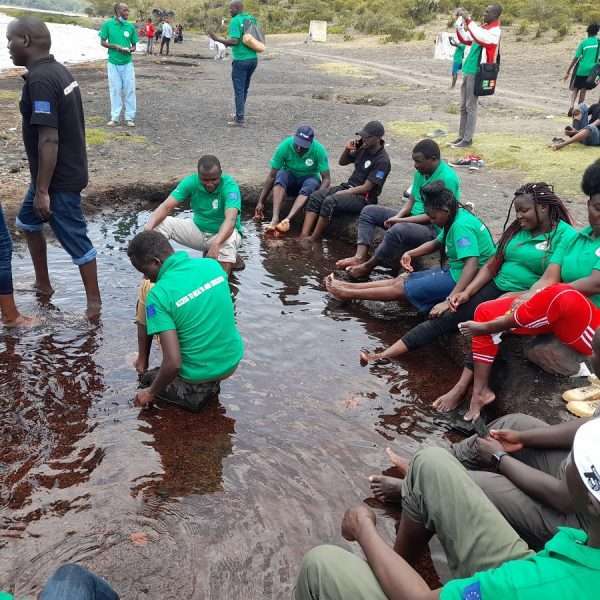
[{"left": 492, "top": 451, "right": 508, "bottom": 471}]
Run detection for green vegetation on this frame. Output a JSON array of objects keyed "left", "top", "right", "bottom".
[
  {"left": 314, "top": 62, "right": 375, "bottom": 79},
  {"left": 0, "top": 6, "right": 96, "bottom": 27},
  {"left": 388, "top": 121, "right": 588, "bottom": 198},
  {"left": 2, "top": 0, "right": 89, "bottom": 13},
  {"left": 0, "top": 91, "right": 19, "bottom": 103},
  {"left": 87, "top": 127, "right": 146, "bottom": 145}
]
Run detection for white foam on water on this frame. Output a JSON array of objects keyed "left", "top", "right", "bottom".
[{"left": 0, "top": 12, "right": 107, "bottom": 73}]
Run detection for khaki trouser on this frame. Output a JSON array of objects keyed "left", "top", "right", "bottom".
[
  {"left": 452, "top": 413, "right": 588, "bottom": 550},
  {"left": 294, "top": 447, "right": 532, "bottom": 600},
  {"left": 135, "top": 278, "right": 154, "bottom": 325},
  {"left": 155, "top": 217, "right": 241, "bottom": 264},
  {"left": 459, "top": 73, "right": 478, "bottom": 142}
]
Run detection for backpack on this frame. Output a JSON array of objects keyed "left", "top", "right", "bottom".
[{"left": 242, "top": 18, "right": 265, "bottom": 53}]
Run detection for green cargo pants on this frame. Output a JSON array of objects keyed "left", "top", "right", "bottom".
[{"left": 294, "top": 447, "right": 532, "bottom": 600}]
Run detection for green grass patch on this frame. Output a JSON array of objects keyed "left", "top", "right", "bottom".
[
  {"left": 388, "top": 121, "right": 589, "bottom": 198},
  {"left": 86, "top": 128, "right": 146, "bottom": 146},
  {"left": 314, "top": 62, "right": 376, "bottom": 79},
  {"left": 0, "top": 7, "right": 96, "bottom": 28},
  {"left": 0, "top": 90, "right": 19, "bottom": 103},
  {"left": 86, "top": 115, "right": 106, "bottom": 126}
]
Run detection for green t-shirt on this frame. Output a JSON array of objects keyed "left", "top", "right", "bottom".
[
  {"left": 551, "top": 225, "right": 600, "bottom": 307},
  {"left": 441, "top": 528, "right": 600, "bottom": 600},
  {"left": 437, "top": 207, "right": 495, "bottom": 282},
  {"left": 453, "top": 43, "right": 466, "bottom": 64},
  {"left": 462, "top": 41, "right": 482, "bottom": 75},
  {"left": 171, "top": 173, "right": 242, "bottom": 235},
  {"left": 270, "top": 136, "right": 329, "bottom": 179},
  {"left": 228, "top": 12, "right": 258, "bottom": 61},
  {"left": 410, "top": 161, "right": 461, "bottom": 218},
  {"left": 146, "top": 252, "right": 244, "bottom": 382},
  {"left": 575, "top": 36, "right": 600, "bottom": 77},
  {"left": 0, "top": 593, "right": 13, "bottom": 600},
  {"left": 493, "top": 219, "right": 576, "bottom": 292},
  {"left": 99, "top": 17, "right": 138, "bottom": 65}
]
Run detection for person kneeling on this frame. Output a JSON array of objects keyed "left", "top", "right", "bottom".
[{"left": 128, "top": 231, "right": 244, "bottom": 412}]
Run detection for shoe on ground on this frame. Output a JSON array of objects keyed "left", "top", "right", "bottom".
[
  {"left": 562, "top": 385, "right": 600, "bottom": 403},
  {"left": 566, "top": 399, "right": 600, "bottom": 418},
  {"left": 125, "top": 120, "right": 136, "bottom": 127},
  {"left": 106, "top": 120, "right": 119, "bottom": 127},
  {"left": 450, "top": 137, "right": 463, "bottom": 145},
  {"left": 227, "top": 120, "right": 245, "bottom": 127},
  {"left": 452, "top": 139, "right": 473, "bottom": 148}
]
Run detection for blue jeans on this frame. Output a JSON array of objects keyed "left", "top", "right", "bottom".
[
  {"left": 231, "top": 59, "right": 257, "bottom": 122},
  {"left": 0, "top": 204, "right": 13, "bottom": 295},
  {"left": 40, "top": 564, "right": 118, "bottom": 600},
  {"left": 107, "top": 61, "right": 136, "bottom": 121},
  {"left": 16, "top": 186, "right": 97, "bottom": 266},
  {"left": 274, "top": 170, "right": 320, "bottom": 197},
  {"left": 404, "top": 266, "right": 455, "bottom": 313}
]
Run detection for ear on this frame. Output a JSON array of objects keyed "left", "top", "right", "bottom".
[{"left": 23, "top": 33, "right": 31, "bottom": 48}]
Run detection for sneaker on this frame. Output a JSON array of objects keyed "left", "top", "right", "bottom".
[
  {"left": 452, "top": 139, "right": 473, "bottom": 148},
  {"left": 106, "top": 120, "right": 118, "bottom": 127},
  {"left": 450, "top": 137, "right": 463, "bottom": 145},
  {"left": 125, "top": 120, "right": 136, "bottom": 127},
  {"left": 227, "top": 120, "right": 245, "bottom": 128}
]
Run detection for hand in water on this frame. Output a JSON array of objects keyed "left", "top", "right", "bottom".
[{"left": 135, "top": 388, "right": 155, "bottom": 409}]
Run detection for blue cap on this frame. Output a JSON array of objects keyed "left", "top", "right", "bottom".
[{"left": 294, "top": 125, "right": 315, "bottom": 149}]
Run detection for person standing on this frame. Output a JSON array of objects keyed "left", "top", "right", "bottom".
[
  {"left": 565, "top": 23, "right": 600, "bottom": 117},
  {"left": 208, "top": 1, "right": 259, "bottom": 127},
  {"left": 160, "top": 19, "right": 173, "bottom": 56},
  {"left": 449, "top": 36, "right": 466, "bottom": 89},
  {"left": 99, "top": 3, "right": 138, "bottom": 127},
  {"left": 453, "top": 4, "right": 502, "bottom": 148},
  {"left": 7, "top": 17, "right": 101, "bottom": 319},
  {"left": 144, "top": 18, "right": 155, "bottom": 55}
]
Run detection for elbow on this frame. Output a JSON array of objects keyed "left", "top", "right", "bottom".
[{"left": 164, "top": 355, "right": 181, "bottom": 374}]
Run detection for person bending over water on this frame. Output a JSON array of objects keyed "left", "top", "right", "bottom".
[
  {"left": 127, "top": 231, "right": 243, "bottom": 412},
  {"left": 335, "top": 139, "right": 460, "bottom": 279},
  {"left": 356, "top": 183, "right": 574, "bottom": 406},
  {"left": 439, "top": 158, "right": 600, "bottom": 420}
]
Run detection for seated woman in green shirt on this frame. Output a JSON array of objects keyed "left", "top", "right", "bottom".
[
  {"left": 326, "top": 180, "right": 494, "bottom": 327},
  {"left": 357, "top": 182, "right": 575, "bottom": 373},
  {"left": 441, "top": 159, "right": 600, "bottom": 419}
]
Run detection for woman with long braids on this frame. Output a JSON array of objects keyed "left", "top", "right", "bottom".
[
  {"left": 326, "top": 180, "right": 495, "bottom": 312},
  {"left": 455, "top": 160, "right": 600, "bottom": 421},
  {"left": 358, "top": 182, "right": 576, "bottom": 370}
]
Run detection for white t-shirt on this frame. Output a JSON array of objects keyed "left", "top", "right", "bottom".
[{"left": 162, "top": 23, "right": 173, "bottom": 39}]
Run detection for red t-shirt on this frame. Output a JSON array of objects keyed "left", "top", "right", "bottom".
[{"left": 145, "top": 23, "right": 155, "bottom": 37}]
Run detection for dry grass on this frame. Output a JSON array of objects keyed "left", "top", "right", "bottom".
[
  {"left": 86, "top": 128, "right": 147, "bottom": 146},
  {"left": 314, "top": 62, "right": 376, "bottom": 79}
]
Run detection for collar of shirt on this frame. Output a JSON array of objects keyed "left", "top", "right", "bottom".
[
  {"left": 157, "top": 251, "right": 188, "bottom": 281},
  {"left": 546, "top": 528, "right": 600, "bottom": 570},
  {"left": 22, "top": 54, "right": 55, "bottom": 80}
]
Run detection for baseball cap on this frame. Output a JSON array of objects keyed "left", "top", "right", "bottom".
[
  {"left": 357, "top": 120, "right": 385, "bottom": 138},
  {"left": 294, "top": 126, "right": 315, "bottom": 149},
  {"left": 573, "top": 418, "right": 600, "bottom": 502}
]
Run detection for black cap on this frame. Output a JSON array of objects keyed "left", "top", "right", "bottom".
[
  {"left": 294, "top": 125, "right": 315, "bottom": 148},
  {"left": 356, "top": 120, "right": 385, "bottom": 138}
]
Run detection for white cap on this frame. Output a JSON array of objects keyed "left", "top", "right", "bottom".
[{"left": 573, "top": 419, "right": 600, "bottom": 502}]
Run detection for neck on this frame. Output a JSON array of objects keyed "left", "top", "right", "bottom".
[
  {"left": 592, "top": 226, "right": 600, "bottom": 238},
  {"left": 25, "top": 51, "right": 49, "bottom": 68},
  {"left": 531, "top": 220, "right": 552, "bottom": 236},
  {"left": 587, "top": 524, "right": 600, "bottom": 548}
]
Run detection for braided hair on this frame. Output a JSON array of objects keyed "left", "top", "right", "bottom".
[{"left": 494, "top": 183, "right": 573, "bottom": 270}]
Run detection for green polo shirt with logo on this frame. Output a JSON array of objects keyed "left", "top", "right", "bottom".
[
  {"left": 270, "top": 136, "right": 329, "bottom": 179},
  {"left": 462, "top": 42, "right": 482, "bottom": 75},
  {"left": 493, "top": 219, "right": 576, "bottom": 292},
  {"left": 228, "top": 12, "right": 258, "bottom": 61},
  {"left": 441, "top": 528, "right": 600, "bottom": 600},
  {"left": 410, "top": 161, "right": 461, "bottom": 218},
  {"left": 145, "top": 252, "right": 244, "bottom": 382},
  {"left": 171, "top": 173, "right": 242, "bottom": 235},
  {"left": 437, "top": 207, "right": 495, "bottom": 282},
  {"left": 551, "top": 225, "right": 600, "bottom": 307},
  {"left": 575, "top": 36, "right": 600, "bottom": 77},
  {"left": 99, "top": 17, "right": 138, "bottom": 65}
]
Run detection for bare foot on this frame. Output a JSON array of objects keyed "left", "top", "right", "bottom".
[
  {"left": 335, "top": 255, "right": 362, "bottom": 270},
  {"left": 325, "top": 274, "right": 350, "bottom": 301},
  {"left": 86, "top": 302, "right": 102, "bottom": 321},
  {"left": 369, "top": 475, "right": 403, "bottom": 503},
  {"left": 432, "top": 383, "right": 469, "bottom": 413},
  {"left": 33, "top": 283, "right": 54, "bottom": 297},
  {"left": 275, "top": 218, "right": 290, "bottom": 233},
  {"left": 346, "top": 262, "right": 373, "bottom": 279},
  {"left": 3, "top": 313, "right": 39, "bottom": 328},
  {"left": 360, "top": 351, "right": 381, "bottom": 366},
  {"left": 385, "top": 447, "right": 409, "bottom": 476},
  {"left": 458, "top": 320, "right": 490, "bottom": 338},
  {"left": 464, "top": 388, "right": 496, "bottom": 421}
]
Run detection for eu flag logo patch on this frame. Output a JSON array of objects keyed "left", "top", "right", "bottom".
[
  {"left": 461, "top": 581, "right": 482, "bottom": 600},
  {"left": 456, "top": 236, "right": 472, "bottom": 248},
  {"left": 146, "top": 304, "right": 157, "bottom": 318},
  {"left": 33, "top": 100, "right": 51, "bottom": 114},
  {"left": 375, "top": 170, "right": 385, "bottom": 179}
]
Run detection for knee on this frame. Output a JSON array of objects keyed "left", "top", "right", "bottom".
[
  {"left": 48, "top": 564, "right": 90, "bottom": 583},
  {"left": 319, "top": 195, "right": 336, "bottom": 217},
  {"left": 296, "top": 545, "right": 346, "bottom": 597},
  {"left": 359, "top": 204, "right": 378, "bottom": 223},
  {"left": 410, "top": 447, "right": 454, "bottom": 483}
]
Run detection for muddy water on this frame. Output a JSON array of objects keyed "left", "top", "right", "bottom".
[{"left": 1, "top": 207, "right": 460, "bottom": 598}]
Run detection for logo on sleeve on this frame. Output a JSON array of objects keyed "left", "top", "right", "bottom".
[
  {"left": 227, "top": 192, "right": 239, "bottom": 201},
  {"left": 146, "top": 304, "right": 157, "bottom": 318},
  {"left": 456, "top": 236, "right": 472, "bottom": 248},
  {"left": 33, "top": 100, "right": 51, "bottom": 114},
  {"left": 124, "top": 31, "right": 130, "bottom": 37},
  {"left": 305, "top": 158, "right": 314, "bottom": 167},
  {"left": 375, "top": 170, "right": 385, "bottom": 179},
  {"left": 364, "top": 160, "right": 372, "bottom": 169},
  {"left": 595, "top": 247, "right": 600, "bottom": 258},
  {"left": 461, "top": 581, "right": 482, "bottom": 599}
]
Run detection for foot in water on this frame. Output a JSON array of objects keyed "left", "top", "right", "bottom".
[
  {"left": 369, "top": 475, "right": 404, "bottom": 503},
  {"left": 325, "top": 273, "right": 351, "bottom": 301},
  {"left": 359, "top": 350, "right": 382, "bottom": 366},
  {"left": 33, "top": 283, "right": 54, "bottom": 297},
  {"left": 433, "top": 383, "right": 469, "bottom": 413},
  {"left": 346, "top": 262, "right": 373, "bottom": 279},
  {"left": 385, "top": 447, "right": 409, "bottom": 476},
  {"left": 464, "top": 387, "right": 496, "bottom": 421},
  {"left": 458, "top": 320, "right": 491, "bottom": 338},
  {"left": 3, "top": 313, "right": 38, "bottom": 328},
  {"left": 275, "top": 218, "right": 290, "bottom": 233},
  {"left": 335, "top": 255, "right": 362, "bottom": 270}
]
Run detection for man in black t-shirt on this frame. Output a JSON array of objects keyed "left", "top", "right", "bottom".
[
  {"left": 300, "top": 121, "right": 392, "bottom": 241},
  {"left": 8, "top": 17, "right": 101, "bottom": 318}
]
